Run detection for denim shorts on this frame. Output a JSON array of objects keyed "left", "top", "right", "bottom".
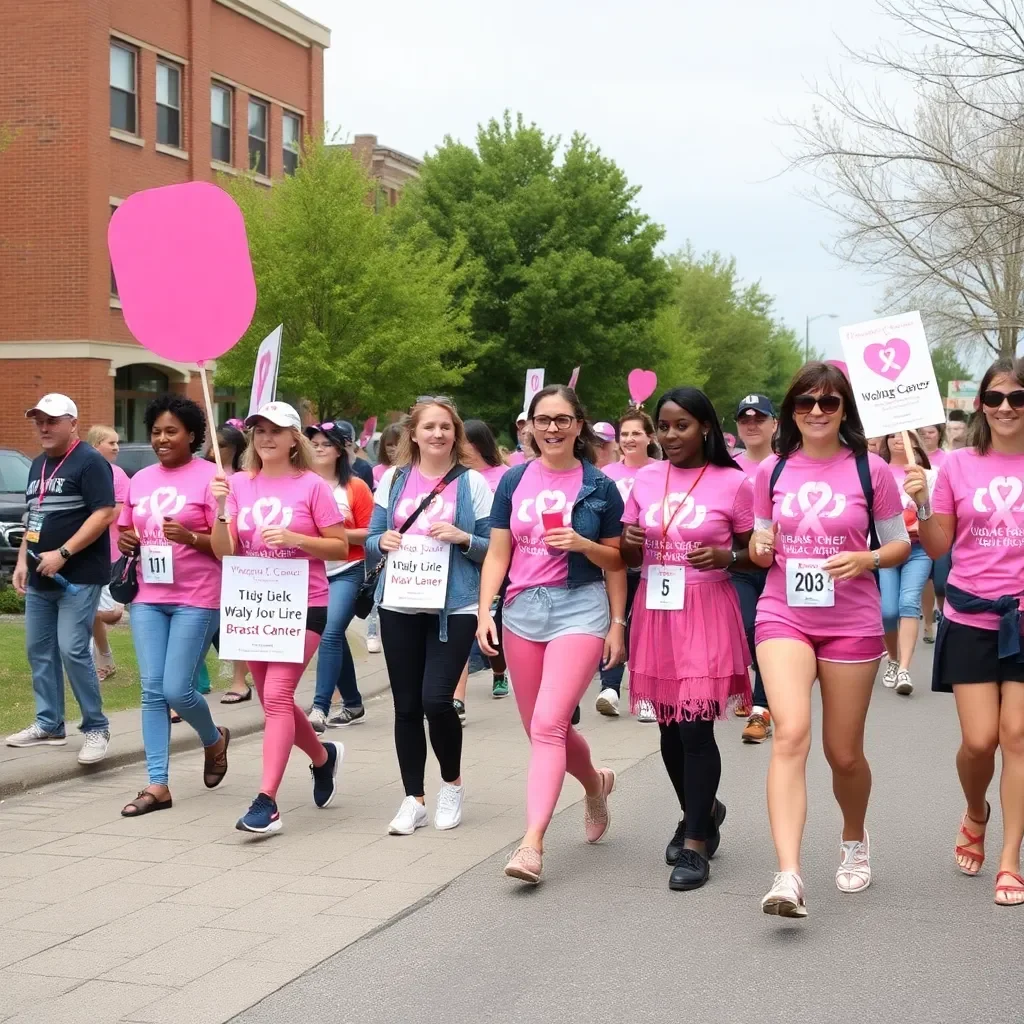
[{"left": 502, "top": 582, "right": 609, "bottom": 643}]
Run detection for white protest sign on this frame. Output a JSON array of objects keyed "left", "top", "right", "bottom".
[
  {"left": 247, "top": 324, "right": 283, "bottom": 417},
  {"left": 218, "top": 555, "right": 308, "bottom": 663},
  {"left": 839, "top": 311, "right": 945, "bottom": 438},
  {"left": 523, "top": 368, "right": 545, "bottom": 414},
  {"left": 382, "top": 534, "right": 451, "bottom": 610}
]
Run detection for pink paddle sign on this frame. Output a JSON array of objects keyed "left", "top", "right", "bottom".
[
  {"left": 568, "top": 366, "right": 581, "bottom": 390},
  {"left": 107, "top": 182, "right": 256, "bottom": 364},
  {"left": 359, "top": 417, "right": 378, "bottom": 448},
  {"left": 254, "top": 351, "right": 273, "bottom": 406},
  {"left": 627, "top": 368, "right": 657, "bottom": 405},
  {"left": 827, "top": 359, "right": 850, "bottom": 380}
]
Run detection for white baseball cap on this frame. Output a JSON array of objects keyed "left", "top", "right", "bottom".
[
  {"left": 516, "top": 412, "right": 529, "bottom": 424},
  {"left": 26, "top": 394, "right": 78, "bottom": 419},
  {"left": 245, "top": 401, "right": 302, "bottom": 430}
]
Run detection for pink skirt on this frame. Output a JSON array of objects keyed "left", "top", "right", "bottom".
[{"left": 628, "top": 577, "right": 751, "bottom": 723}]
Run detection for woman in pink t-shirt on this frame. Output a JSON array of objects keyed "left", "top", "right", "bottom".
[
  {"left": 115, "top": 397, "right": 229, "bottom": 817},
  {"left": 621, "top": 387, "right": 753, "bottom": 892},
  {"left": 211, "top": 402, "right": 349, "bottom": 835},
  {"left": 749, "top": 363, "right": 909, "bottom": 917},
  {"left": 905, "top": 358, "right": 1024, "bottom": 906},
  {"left": 918, "top": 422, "right": 949, "bottom": 641}
]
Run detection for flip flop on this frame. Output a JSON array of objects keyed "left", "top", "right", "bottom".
[
  {"left": 220, "top": 687, "right": 253, "bottom": 705},
  {"left": 121, "top": 789, "right": 172, "bottom": 817}
]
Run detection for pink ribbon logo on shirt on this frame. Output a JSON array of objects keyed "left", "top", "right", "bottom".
[
  {"left": 794, "top": 482, "right": 839, "bottom": 535},
  {"left": 143, "top": 487, "right": 186, "bottom": 532},
  {"left": 985, "top": 476, "right": 1023, "bottom": 530},
  {"left": 643, "top": 495, "right": 707, "bottom": 532},
  {"left": 398, "top": 492, "right": 450, "bottom": 529},
  {"left": 238, "top": 497, "right": 294, "bottom": 532}
]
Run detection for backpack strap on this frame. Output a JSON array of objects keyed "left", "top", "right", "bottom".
[
  {"left": 855, "top": 451, "right": 879, "bottom": 551},
  {"left": 769, "top": 457, "right": 786, "bottom": 499}
]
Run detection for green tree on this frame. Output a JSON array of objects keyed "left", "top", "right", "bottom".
[
  {"left": 393, "top": 112, "right": 671, "bottom": 423},
  {"left": 929, "top": 340, "right": 972, "bottom": 406},
  {"left": 217, "top": 141, "right": 471, "bottom": 419}
]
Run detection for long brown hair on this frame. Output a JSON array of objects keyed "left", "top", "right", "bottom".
[
  {"left": 241, "top": 426, "right": 315, "bottom": 475},
  {"left": 775, "top": 361, "right": 867, "bottom": 458},
  {"left": 527, "top": 385, "right": 599, "bottom": 464},
  {"left": 377, "top": 421, "right": 404, "bottom": 468},
  {"left": 395, "top": 399, "right": 472, "bottom": 468},
  {"left": 971, "top": 357, "right": 1024, "bottom": 455}
]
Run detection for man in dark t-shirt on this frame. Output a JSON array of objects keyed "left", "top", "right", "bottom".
[{"left": 6, "top": 394, "right": 116, "bottom": 764}]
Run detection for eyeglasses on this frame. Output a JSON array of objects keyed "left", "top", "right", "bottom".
[
  {"left": 532, "top": 414, "right": 577, "bottom": 430},
  {"left": 793, "top": 394, "right": 842, "bottom": 415},
  {"left": 981, "top": 389, "right": 1024, "bottom": 410}
]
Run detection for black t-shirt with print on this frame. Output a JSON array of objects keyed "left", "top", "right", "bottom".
[{"left": 25, "top": 442, "right": 115, "bottom": 589}]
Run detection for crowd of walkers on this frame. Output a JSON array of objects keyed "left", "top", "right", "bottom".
[{"left": 7, "top": 354, "right": 1024, "bottom": 914}]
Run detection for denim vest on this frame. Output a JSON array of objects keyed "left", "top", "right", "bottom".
[{"left": 364, "top": 467, "right": 491, "bottom": 641}]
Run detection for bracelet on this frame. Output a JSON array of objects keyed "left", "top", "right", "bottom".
[
  {"left": 189, "top": 532, "right": 198, "bottom": 547},
  {"left": 611, "top": 617, "right": 628, "bottom": 628},
  {"left": 872, "top": 550, "right": 880, "bottom": 570},
  {"left": 917, "top": 502, "right": 933, "bottom": 522},
  {"left": 729, "top": 549, "right": 738, "bottom": 565}
]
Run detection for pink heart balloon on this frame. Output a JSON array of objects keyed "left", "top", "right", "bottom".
[
  {"left": 863, "top": 338, "right": 910, "bottom": 383},
  {"left": 628, "top": 368, "right": 658, "bottom": 405},
  {"left": 108, "top": 182, "right": 257, "bottom": 364}
]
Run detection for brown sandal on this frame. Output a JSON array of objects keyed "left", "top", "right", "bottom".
[
  {"left": 121, "top": 789, "right": 173, "bottom": 817},
  {"left": 203, "top": 726, "right": 230, "bottom": 789}
]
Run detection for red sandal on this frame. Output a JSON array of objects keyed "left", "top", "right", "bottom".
[
  {"left": 995, "top": 871, "right": 1024, "bottom": 906},
  {"left": 954, "top": 801, "right": 991, "bottom": 876}
]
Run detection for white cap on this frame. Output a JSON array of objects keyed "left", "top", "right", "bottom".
[
  {"left": 516, "top": 412, "right": 528, "bottom": 424},
  {"left": 245, "top": 401, "right": 302, "bottom": 431},
  {"left": 26, "top": 394, "right": 78, "bottom": 419},
  {"left": 593, "top": 421, "right": 616, "bottom": 443}
]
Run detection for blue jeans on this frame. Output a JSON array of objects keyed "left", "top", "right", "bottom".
[
  {"left": 131, "top": 603, "right": 220, "bottom": 786},
  {"left": 880, "top": 542, "right": 933, "bottom": 634},
  {"left": 313, "top": 564, "right": 363, "bottom": 713},
  {"left": 365, "top": 604, "right": 379, "bottom": 639},
  {"left": 25, "top": 583, "right": 107, "bottom": 735},
  {"left": 598, "top": 571, "right": 641, "bottom": 695},
  {"left": 731, "top": 569, "right": 769, "bottom": 709}
]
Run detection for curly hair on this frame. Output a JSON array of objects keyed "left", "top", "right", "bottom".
[{"left": 143, "top": 394, "right": 207, "bottom": 453}]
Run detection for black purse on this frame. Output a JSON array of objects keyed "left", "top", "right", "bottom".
[
  {"left": 354, "top": 465, "right": 467, "bottom": 619},
  {"left": 109, "top": 552, "right": 139, "bottom": 604}
]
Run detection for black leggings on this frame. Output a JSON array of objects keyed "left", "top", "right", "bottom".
[
  {"left": 659, "top": 718, "right": 721, "bottom": 841},
  {"left": 379, "top": 610, "right": 477, "bottom": 797}
]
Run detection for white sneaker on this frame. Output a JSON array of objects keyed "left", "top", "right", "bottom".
[
  {"left": 761, "top": 871, "right": 808, "bottom": 918},
  {"left": 6, "top": 723, "right": 67, "bottom": 748},
  {"left": 895, "top": 670, "right": 914, "bottom": 696},
  {"left": 636, "top": 700, "right": 656, "bottom": 723},
  {"left": 92, "top": 643, "right": 116, "bottom": 681},
  {"left": 78, "top": 730, "right": 110, "bottom": 765},
  {"left": 307, "top": 707, "right": 328, "bottom": 734},
  {"left": 434, "top": 781, "right": 464, "bottom": 831},
  {"left": 836, "top": 832, "right": 871, "bottom": 893},
  {"left": 366, "top": 636, "right": 382, "bottom": 654},
  {"left": 595, "top": 688, "right": 620, "bottom": 717},
  {"left": 388, "top": 796, "right": 428, "bottom": 835},
  {"left": 881, "top": 659, "right": 899, "bottom": 689}
]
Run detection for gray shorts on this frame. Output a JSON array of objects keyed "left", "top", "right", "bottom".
[{"left": 502, "top": 582, "right": 609, "bottom": 643}]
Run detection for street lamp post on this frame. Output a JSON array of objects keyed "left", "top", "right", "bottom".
[{"left": 805, "top": 312, "right": 839, "bottom": 361}]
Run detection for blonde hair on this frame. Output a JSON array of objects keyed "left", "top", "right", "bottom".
[
  {"left": 241, "top": 426, "right": 316, "bottom": 475},
  {"left": 395, "top": 399, "right": 472, "bottom": 468},
  {"left": 86, "top": 425, "right": 117, "bottom": 447}
]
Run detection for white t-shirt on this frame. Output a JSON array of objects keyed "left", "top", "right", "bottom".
[{"left": 327, "top": 484, "right": 358, "bottom": 578}]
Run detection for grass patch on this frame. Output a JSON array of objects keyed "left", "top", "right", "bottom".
[{"left": 0, "top": 620, "right": 223, "bottom": 735}]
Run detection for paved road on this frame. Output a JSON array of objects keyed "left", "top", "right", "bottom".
[{"left": 236, "top": 644, "right": 1019, "bottom": 1024}]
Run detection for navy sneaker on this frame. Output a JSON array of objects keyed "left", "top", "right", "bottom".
[
  {"left": 236, "top": 793, "right": 282, "bottom": 834},
  {"left": 310, "top": 741, "right": 342, "bottom": 809}
]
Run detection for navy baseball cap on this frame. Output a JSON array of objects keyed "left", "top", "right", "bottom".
[{"left": 736, "top": 394, "right": 776, "bottom": 418}]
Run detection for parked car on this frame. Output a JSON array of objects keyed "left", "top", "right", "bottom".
[
  {"left": 115, "top": 443, "right": 160, "bottom": 478},
  {"left": 0, "top": 449, "right": 30, "bottom": 582}
]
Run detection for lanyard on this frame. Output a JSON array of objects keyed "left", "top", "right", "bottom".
[
  {"left": 36, "top": 440, "right": 79, "bottom": 508},
  {"left": 659, "top": 461, "right": 708, "bottom": 564}
]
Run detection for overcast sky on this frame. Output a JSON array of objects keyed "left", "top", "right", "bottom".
[{"left": 293, "top": 0, "right": 897, "bottom": 359}]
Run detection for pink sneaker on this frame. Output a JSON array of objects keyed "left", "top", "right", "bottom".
[
  {"left": 504, "top": 845, "right": 542, "bottom": 884},
  {"left": 584, "top": 768, "right": 616, "bottom": 844}
]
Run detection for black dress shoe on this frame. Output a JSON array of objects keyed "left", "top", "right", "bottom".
[
  {"left": 571, "top": 705, "right": 581, "bottom": 726},
  {"left": 706, "top": 800, "right": 727, "bottom": 859},
  {"left": 665, "top": 817, "right": 687, "bottom": 865},
  {"left": 669, "top": 848, "right": 709, "bottom": 891}
]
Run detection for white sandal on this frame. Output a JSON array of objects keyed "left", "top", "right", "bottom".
[
  {"left": 836, "top": 831, "right": 871, "bottom": 893},
  {"left": 761, "top": 871, "right": 808, "bottom": 918}
]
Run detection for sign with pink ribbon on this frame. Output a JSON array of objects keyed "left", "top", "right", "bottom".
[
  {"left": 359, "top": 417, "right": 378, "bottom": 448},
  {"left": 523, "top": 368, "right": 545, "bottom": 414},
  {"left": 247, "top": 325, "right": 282, "bottom": 417},
  {"left": 838, "top": 311, "right": 944, "bottom": 439},
  {"left": 567, "top": 366, "right": 581, "bottom": 390}
]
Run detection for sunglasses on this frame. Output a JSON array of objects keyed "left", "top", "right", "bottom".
[
  {"left": 416, "top": 395, "right": 456, "bottom": 407},
  {"left": 981, "top": 389, "right": 1024, "bottom": 410},
  {"left": 793, "top": 394, "right": 842, "bottom": 415}
]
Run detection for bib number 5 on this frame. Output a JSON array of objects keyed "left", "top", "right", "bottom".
[
  {"left": 786, "top": 559, "right": 834, "bottom": 608},
  {"left": 646, "top": 564, "right": 685, "bottom": 610}
]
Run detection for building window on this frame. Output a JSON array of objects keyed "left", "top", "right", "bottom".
[
  {"left": 248, "top": 99, "right": 268, "bottom": 175},
  {"left": 282, "top": 112, "right": 301, "bottom": 176},
  {"left": 109, "top": 205, "right": 119, "bottom": 298},
  {"left": 110, "top": 42, "right": 137, "bottom": 134},
  {"left": 114, "top": 366, "right": 171, "bottom": 442},
  {"left": 156, "top": 61, "right": 182, "bottom": 148},
  {"left": 211, "top": 83, "right": 232, "bottom": 164}
]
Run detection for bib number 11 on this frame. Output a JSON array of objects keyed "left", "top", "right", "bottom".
[{"left": 786, "top": 559, "right": 834, "bottom": 608}]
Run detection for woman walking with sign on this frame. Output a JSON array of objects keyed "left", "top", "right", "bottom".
[
  {"left": 211, "top": 402, "right": 350, "bottom": 834},
  {"left": 366, "top": 398, "right": 492, "bottom": 836},
  {"left": 750, "top": 363, "right": 909, "bottom": 917},
  {"left": 116, "top": 396, "right": 229, "bottom": 816},
  {"left": 905, "top": 358, "right": 1024, "bottom": 906},
  {"left": 620, "top": 387, "right": 754, "bottom": 891},
  {"left": 476, "top": 385, "right": 626, "bottom": 885}
]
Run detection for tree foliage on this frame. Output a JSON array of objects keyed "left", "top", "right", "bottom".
[
  {"left": 217, "top": 140, "right": 471, "bottom": 419},
  {"left": 392, "top": 112, "right": 671, "bottom": 424},
  {"left": 929, "top": 339, "right": 972, "bottom": 403}
]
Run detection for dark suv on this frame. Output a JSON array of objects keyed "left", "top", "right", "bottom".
[{"left": 0, "top": 449, "right": 31, "bottom": 581}]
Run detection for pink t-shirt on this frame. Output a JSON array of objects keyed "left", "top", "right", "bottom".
[
  {"left": 506, "top": 461, "right": 584, "bottom": 600},
  {"left": 506, "top": 451, "right": 527, "bottom": 467},
  {"left": 109, "top": 463, "right": 130, "bottom": 562},
  {"left": 372, "top": 463, "right": 387, "bottom": 487},
  {"left": 932, "top": 447, "right": 1024, "bottom": 632},
  {"left": 733, "top": 451, "right": 769, "bottom": 483},
  {"left": 928, "top": 448, "right": 947, "bottom": 469},
  {"left": 117, "top": 459, "right": 221, "bottom": 608},
  {"left": 479, "top": 464, "right": 509, "bottom": 494},
  {"left": 226, "top": 470, "right": 342, "bottom": 606},
  {"left": 393, "top": 466, "right": 459, "bottom": 534},
  {"left": 622, "top": 462, "right": 753, "bottom": 584},
  {"left": 753, "top": 449, "right": 903, "bottom": 637},
  {"left": 602, "top": 459, "right": 651, "bottom": 503}
]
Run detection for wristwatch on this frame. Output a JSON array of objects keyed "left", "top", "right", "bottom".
[
  {"left": 216, "top": 515, "right": 231, "bottom": 524},
  {"left": 917, "top": 502, "right": 933, "bottom": 522},
  {"left": 612, "top": 617, "right": 628, "bottom": 628},
  {"left": 872, "top": 551, "right": 880, "bottom": 570},
  {"left": 58, "top": 546, "right": 71, "bottom": 560}
]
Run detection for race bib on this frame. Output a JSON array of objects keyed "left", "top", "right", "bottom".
[
  {"left": 786, "top": 559, "right": 834, "bottom": 608},
  {"left": 646, "top": 564, "right": 685, "bottom": 610},
  {"left": 140, "top": 544, "right": 174, "bottom": 584},
  {"left": 25, "top": 509, "right": 44, "bottom": 545}
]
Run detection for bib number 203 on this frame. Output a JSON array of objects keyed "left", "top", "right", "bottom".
[{"left": 785, "top": 559, "right": 834, "bottom": 608}]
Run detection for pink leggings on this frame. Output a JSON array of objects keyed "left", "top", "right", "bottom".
[
  {"left": 248, "top": 630, "right": 326, "bottom": 799},
  {"left": 503, "top": 631, "right": 605, "bottom": 833}
]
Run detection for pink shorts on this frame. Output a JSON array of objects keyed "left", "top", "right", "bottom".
[{"left": 755, "top": 622, "right": 884, "bottom": 663}]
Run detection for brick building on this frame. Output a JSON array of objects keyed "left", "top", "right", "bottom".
[
  {"left": 0, "top": 0, "right": 330, "bottom": 454},
  {"left": 340, "top": 134, "right": 422, "bottom": 209}
]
